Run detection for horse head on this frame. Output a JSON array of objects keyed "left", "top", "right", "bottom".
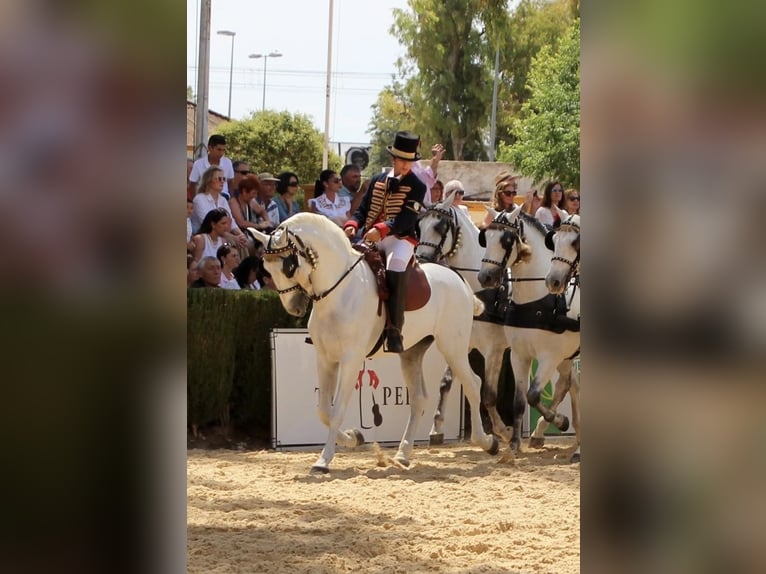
[
  {"left": 247, "top": 226, "right": 311, "bottom": 317},
  {"left": 545, "top": 214, "right": 580, "bottom": 294},
  {"left": 416, "top": 202, "right": 461, "bottom": 263},
  {"left": 477, "top": 206, "right": 530, "bottom": 288}
]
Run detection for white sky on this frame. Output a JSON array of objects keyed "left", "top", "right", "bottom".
[{"left": 187, "top": 0, "right": 410, "bottom": 146}]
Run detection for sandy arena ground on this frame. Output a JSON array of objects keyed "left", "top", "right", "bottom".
[{"left": 188, "top": 438, "right": 580, "bottom": 573}]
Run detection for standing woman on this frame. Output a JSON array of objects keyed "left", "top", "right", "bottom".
[
  {"left": 191, "top": 208, "right": 230, "bottom": 262},
  {"left": 216, "top": 244, "right": 241, "bottom": 290},
  {"left": 428, "top": 180, "right": 444, "bottom": 205},
  {"left": 534, "top": 181, "right": 568, "bottom": 228},
  {"left": 309, "top": 169, "right": 351, "bottom": 227},
  {"left": 562, "top": 188, "right": 580, "bottom": 215},
  {"left": 274, "top": 171, "right": 302, "bottom": 222},
  {"left": 482, "top": 173, "right": 519, "bottom": 228}
]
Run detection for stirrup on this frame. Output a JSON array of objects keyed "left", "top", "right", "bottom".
[{"left": 384, "top": 328, "right": 404, "bottom": 353}]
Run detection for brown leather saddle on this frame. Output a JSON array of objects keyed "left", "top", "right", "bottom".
[{"left": 352, "top": 244, "right": 431, "bottom": 313}]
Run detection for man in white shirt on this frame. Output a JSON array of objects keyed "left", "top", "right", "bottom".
[{"left": 188, "top": 134, "right": 235, "bottom": 200}]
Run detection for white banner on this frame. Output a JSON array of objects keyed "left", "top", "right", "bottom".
[{"left": 271, "top": 329, "right": 463, "bottom": 448}]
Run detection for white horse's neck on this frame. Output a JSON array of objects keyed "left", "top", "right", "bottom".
[
  {"left": 445, "top": 207, "right": 483, "bottom": 292},
  {"left": 510, "top": 214, "right": 553, "bottom": 305}
]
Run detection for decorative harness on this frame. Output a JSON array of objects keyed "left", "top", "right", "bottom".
[
  {"left": 550, "top": 217, "right": 580, "bottom": 286},
  {"left": 481, "top": 212, "right": 539, "bottom": 280},
  {"left": 262, "top": 228, "right": 365, "bottom": 302},
  {"left": 417, "top": 206, "right": 479, "bottom": 274}
]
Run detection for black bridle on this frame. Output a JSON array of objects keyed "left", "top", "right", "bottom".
[
  {"left": 417, "top": 206, "right": 461, "bottom": 262},
  {"left": 549, "top": 218, "right": 580, "bottom": 284},
  {"left": 263, "top": 228, "right": 364, "bottom": 301}
]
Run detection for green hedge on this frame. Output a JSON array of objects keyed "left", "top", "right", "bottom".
[{"left": 187, "top": 289, "right": 309, "bottom": 435}]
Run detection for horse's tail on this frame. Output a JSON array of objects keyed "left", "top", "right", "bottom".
[{"left": 472, "top": 295, "right": 485, "bottom": 317}]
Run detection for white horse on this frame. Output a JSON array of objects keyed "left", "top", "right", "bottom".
[
  {"left": 544, "top": 214, "right": 581, "bottom": 462},
  {"left": 416, "top": 192, "right": 514, "bottom": 442},
  {"left": 248, "top": 213, "right": 499, "bottom": 473},
  {"left": 478, "top": 207, "right": 581, "bottom": 462}
]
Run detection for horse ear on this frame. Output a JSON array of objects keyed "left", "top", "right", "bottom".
[
  {"left": 442, "top": 189, "right": 456, "bottom": 207},
  {"left": 485, "top": 206, "right": 498, "bottom": 220},
  {"left": 478, "top": 228, "right": 486, "bottom": 248},
  {"left": 246, "top": 227, "right": 272, "bottom": 247},
  {"left": 545, "top": 230, "right": 556, "bottom": 251}
]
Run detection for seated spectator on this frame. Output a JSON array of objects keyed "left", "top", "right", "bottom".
[
  {"left": 274, "top": 171, "right": 302, "bottom": 222},
  {"left": 216, "top": 244, "right": 241, "bottom": 290},
  {"left": 191, "top": 208, "right": 230, "bottom": 262},
  {"left": 229, "top": 175, "right": 262, "bottom": 233},
  {"left": 428, "top": 179, "right": 444, "bottom": 205},
  {"left": 191, "top": 165, "right": 248, "bottom": 249},
  {"left": 186, "top": 198, "right": 195, "bottom": 253},
  {"left": 187, "top": 254, "right": 200, "bottom": 287},
  {"left": 482, "top": 172, "right": 519, "bottom": 228},
  {"left": 443, "top": 179, "right": 472, "bottom": 218},
  {"left": 254, "top": 173, "right": 281, "bottom": 232},
  {"left": 534, "top": 181, "right": 568, "bottom": 228},
  {"left": 233, "top": 255, "right": 262, "bottom": 289},
  {"left": 256, "top": 259, "right": 276, "bottom": 291},
  {"left": 308, "top": 169, "right": 351, "bottom": 227},
  {"left": 563, "top": 188, "right": 580, "bottom": 215},
  {"left": 190, "top": 256, "right": 222, "bottom": 288}
]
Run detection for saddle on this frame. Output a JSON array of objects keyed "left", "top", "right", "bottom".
[{"left": 352, "top": 243, "right": 431, "bottom": 313}]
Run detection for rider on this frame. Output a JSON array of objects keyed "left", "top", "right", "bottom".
[{"left": 343, "top": 131, "right": 427, "bottom": 353}]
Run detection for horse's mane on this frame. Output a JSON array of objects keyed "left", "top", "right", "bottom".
[
  {"left": 281, "top": 212, "right": 356, "bottom": 255},
  {"left": 518, "top": 210, "right": 551, "bottom": 238}
]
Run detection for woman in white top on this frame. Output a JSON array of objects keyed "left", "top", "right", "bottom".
[
  {"left": 443, "top": 179, "right": 473, "bottom": 220},
  {"left": 534, "top": 181, "right": 568, "bottom": 228},
  {"left": 216, "top": 244, "right": 241, "bottom": 290},
  {"left": 309, "top": 169, "right": 351, "bottom": 227},
  {"left": 191, "top": 208, "right": 230, "bottom": 262},
  {"left": 192, "top": 166, "right": 248, "bottom": 250}
]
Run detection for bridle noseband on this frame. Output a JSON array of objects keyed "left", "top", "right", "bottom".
[
  {"left": 550, "top": 219, "right": 580, "bottom": 283},
  {"left": 263, "top": 228, "right": 363, "bottom": 301},
  {"left": 417, "top": 206, "right": 461, "bottom": 262}
]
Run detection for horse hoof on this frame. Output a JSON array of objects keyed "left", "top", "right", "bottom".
[
  {"left": 570, "top": 452, "right": 580, "bottom": 464},
  {"left": 510, "top": 439, "right": 521, "bottom": 453},
  {"left": 557, "top": 416, "right": 570, "bottom": 433},
  {"left": 350, "top": 429, "right": 365, "bottom": 447},
  {"left": 529, "top": 436, "right": 545, "bottom": 449},
  {"left": 394, "top": 456, "right": 410, "bottom": 468},
  {"left": 310, "top": 465, "right": 329, "bottom": 474},
  {"left": 429, "top": 433, "right": 444, "bottom": 445},
  {"left": 486, "top": 435, "right": 499, "bottom": 456}
]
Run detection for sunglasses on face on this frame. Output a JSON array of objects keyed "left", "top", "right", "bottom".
[
  {"left": 569, "top": 196, "right": 580, "bottom": 201},
  {"left": 331, "top": 178, "right": 341, "bottom": 184},
  {"left": 455, "top": 190, "right": 465, "bottom": 196},
  {"left": 288, "top": 181, "right": 299, "bottom": 187},
  {"left": 214, "top": 176, "right": 226, "bottom": 182},
  {"left": 552, "top": 188, "right": 563, "bottom": 192},
  {"left": 501, "top": 190, "right": 516, "bottom": 197},
  {"left": 236, "top": 170, "right": 251, "bottom": 175}
]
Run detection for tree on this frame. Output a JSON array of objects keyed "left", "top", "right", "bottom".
[
  {"left": 367, "top": 82, "right": 414, "bottom": 175},
  {"left": 215, "top": 111, "right": 341, "bottom": 184},
  {"left": 499, "top": 20, "right": 579, "bottom": 188}
]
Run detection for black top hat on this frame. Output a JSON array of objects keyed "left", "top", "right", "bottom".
[{"left": 387, "top": 131, "right": 421, "bottom": 161}]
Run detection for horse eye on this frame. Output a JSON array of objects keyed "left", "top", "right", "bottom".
[
  {"left": 500, "top": 233, "right": 515, "bottom": 251},
  {"left": 282, "top": 255, "right": 298, "bottom": 278}
]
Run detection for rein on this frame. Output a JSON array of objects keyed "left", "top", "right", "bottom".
[{"left": 264, "top": 229, "right": 365, "bottom": 301}]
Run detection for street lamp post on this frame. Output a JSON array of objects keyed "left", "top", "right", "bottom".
[
  {"left": 217, "top": 30, "right": 236, "bottom": 118},
  {"left": 249, "top": 51, "right": 283, "bottom": 111}
]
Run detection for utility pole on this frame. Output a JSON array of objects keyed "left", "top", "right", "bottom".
[
  {"left": 488, "top": 46, "right": 500, "bottom": 162},
  {"left": 322, "top": 0, "right": 334, "bottom": 169},
  {"left": 194, "top": 0, "right": 212, "bottom": 159}
]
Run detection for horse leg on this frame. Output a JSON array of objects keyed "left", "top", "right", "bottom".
[
  {"left": 529, "top": 365, "right": 571, "bottom": 448},
  {"left": 394, "top": 337, "right": 434, "bottom": 466},
  {"left": 482, "top": 346, "right": 512, "bottom": 443},
  {"left": 509, "top": 352, "right": 532, "bottom": 453},
  {"left": 526, "top": 357, "right": 569, "bottom": 432},
  {"left": 439, "top": 342, "right": 498, "bottom": 456},
  {"left": 312, "top": 356, "right": 365, "bottom": 473},
  {"left": 569, "top": 364, "right": 581, "bottom": 463},
  {"left": 428, "top": 366, "right": 453, "bottom": 445}
]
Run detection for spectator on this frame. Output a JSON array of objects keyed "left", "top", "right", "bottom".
[
  {"left": 189, "top": 256, "right": 222, "bottom": 288},
  {"left": 309, "top": 169, "right": 351, "bottom": 227},
  {"left": 443, "top": 179, "right": 471, "bottom": 218},
  {"left": 428, "top": 179, "right": 444, "bottom": 205},
  {"left": 191, "top": 166, "right": 248, "bottom": 249},
  {"left": 216, "top": 244, "right": 241, "bottom": 290},
  {"left": 230, "top": 160, "right": 252, "bottom": 195},
  {"left": 188, "top": 134, "right": 235, "bottom": 200},
  {"left": 274, "top": 171, "right": 302, "bottom": 222},
  {"left": 191, "top": 208, "right": 230, "bottom": 262},
  {"left": 338, "top": 164, "right": 366, "bottom": 216},
  {"left": 229, "top": 175, "right": 261, "bottom": 233},
  {"left": 534, "top": 181, "right": 568, "bottom": 228},
  {"left": 187, "top": 254, "right": 200, "bottom": 287},
  {"left": 411, "top": 142, "right": 445, "bottom": 204},
  {"left": 563, "top": 188, "right": 580, "bottom": 215},
  {"left": 255, "top": 173, "right": 282, "bottom": 231},
  {"left": 187, "top": 158, "right": 195, "bottom": 201},
  {"left": 233, "top": 255, "right": 262, "bottom": 289},
  {"left": 186, "top": 198, "right": 195, "bottom": 253},
  {"left": 255, "top": 258, "right": 275, "bottom": 291},
  {"left": 482, "top": 172, "right": 519, "bottom": 228}
]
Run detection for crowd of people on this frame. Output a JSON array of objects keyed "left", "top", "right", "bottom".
[{"left": 186, "top": 132, "right": 580, "bottom": 294}]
